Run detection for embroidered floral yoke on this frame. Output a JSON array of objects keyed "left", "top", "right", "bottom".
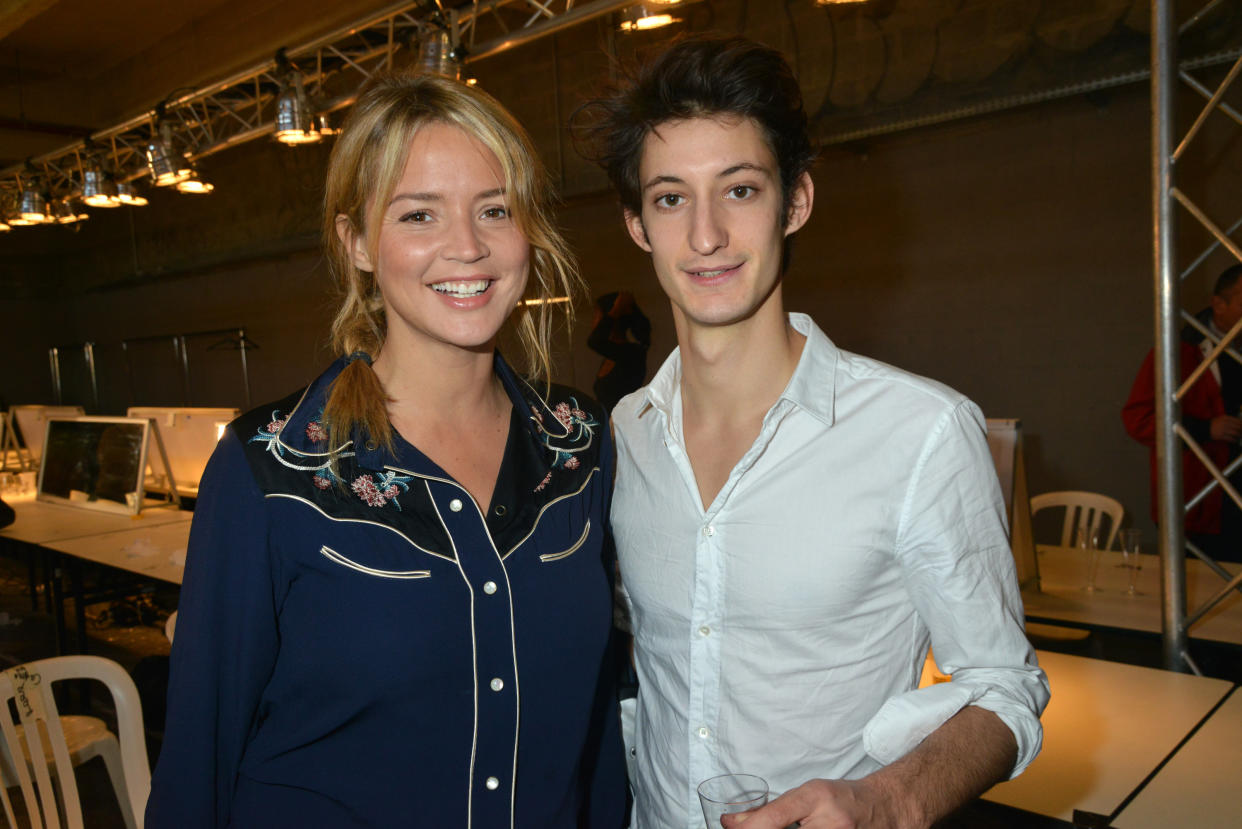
[{"left": 147, "top": 354, "right": 625, "bottom": 829}]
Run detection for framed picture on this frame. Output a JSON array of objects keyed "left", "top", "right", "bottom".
[{"left": 37, "top": 417, "right": 151, "bottom": 516}]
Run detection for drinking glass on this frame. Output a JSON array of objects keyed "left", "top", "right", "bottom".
[
  {"left": 1120, "top": 528, "right": 1143, "bottom": 596},
  {"left": 1079, "top": 523, "right": 1104, "bottom": 592},
  {"left": 698, "top": 773, "right": 768, "bottom": 828}
]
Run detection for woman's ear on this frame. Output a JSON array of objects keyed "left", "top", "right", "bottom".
[{"left": 336, "top": 215, "right": 373, "bottom": 272}]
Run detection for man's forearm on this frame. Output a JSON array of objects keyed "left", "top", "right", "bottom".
[{"left": 860, "top": 705, "right": 1016, "bottom": 828}]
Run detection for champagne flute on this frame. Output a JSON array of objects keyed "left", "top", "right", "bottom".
[
  {"left": 1120, "top": 528, "right": 1143, "bottom": 596},
  {"left": 1079, "top": 522, "right": 1104, "bottom": 592},
  {"left": 698, "top": 773, "right": 768, "bottom": 828}
]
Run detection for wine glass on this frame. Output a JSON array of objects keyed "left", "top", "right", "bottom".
[
  {"left": 698, "top": 773, "right": 768, "bottom": 828},
  {"left": 1120, "top": 528, "right": 1143, "bottom": 596},
  {"left": 1078, "top": 522, "right": 1104, "bottom": 592}
]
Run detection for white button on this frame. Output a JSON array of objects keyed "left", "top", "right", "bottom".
[
  {"left": 703, "top": 525, "right": 715, "bottom": 537},
  {"left": 483, "top": 581, "right": 497, "bottom": 595},
  {"left": 698, "top": 625, "right": 711, "bottom": 637},
  {"left": 490, "top": 677, "right": 504, "bottom": 692},
  {"left": 449, "top": 499, "right": 463, "bottom": 512},
  {"left": 485, "top": 776, "right": 500, "bottom": 790},
  {"left": 697, "top": 726, "right": 710, "bottom": 739}
]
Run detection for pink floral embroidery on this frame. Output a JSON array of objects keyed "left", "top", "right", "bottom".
[
  {"left": 266, "top": 417, "right": 287, "bottom": 433},
  {"left": 312, "top": 474, "right": 332, "bottom": 490},
  {"left": 563, "top": 456, "right": 580, "bottom": 470},
  {"left": 534, "top": 471, "right": 553, "bottom": 493},
  {"left": 351, "top": 474, "right": 399, "bottom": 507},
  {"left": 306, "top": 421, "right": 326, "bottom": 443},
  {"left": 552, "top": 402, "right": 573, "bottom": 429}
]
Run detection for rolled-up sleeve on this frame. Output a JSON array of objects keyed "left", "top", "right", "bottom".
[{"left": 864, "top": 400, "right": 1050, "bottom": 777}]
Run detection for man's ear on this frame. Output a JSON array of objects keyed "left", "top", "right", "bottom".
[
  {"left": 784, "top": 171, "right": 814, "bottom": 236},
  {"left": 336, "top": 214, "right": 373, "bottom": 272},
  {"left": 624, "top": 209, "right": 653, "bottom": 253}
]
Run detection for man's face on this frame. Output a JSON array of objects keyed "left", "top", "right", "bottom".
[
  {"left": 623, "top": 115, "right": 811, "bottom": 336},
  {"left": 1213, "top": 284, "right": 1242, "bottom": 333}
]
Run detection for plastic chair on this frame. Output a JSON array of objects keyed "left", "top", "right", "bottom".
[
  {"left": 1030, "top": 490, "right": 1125, "bottom": 552},
  {"left": 0, "top": 656, "right": 150, "bottom": 829}
]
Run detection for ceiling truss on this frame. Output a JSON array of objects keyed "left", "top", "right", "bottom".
[{"left": 0, "top": 0, "right": 632, "bottom": 203}]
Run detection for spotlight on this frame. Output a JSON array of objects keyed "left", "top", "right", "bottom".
[
  {"left": 82, "top": 167, "right": 121, "bottom": 207},
  {"left": 147, "top": 116, "right": 193, "bottom": 186},
  {"left": 18, "top": 187, "right": 47, "bottom": 222},
  {"left": 115, "top": 180, "right": 149, "bottom": 206}
]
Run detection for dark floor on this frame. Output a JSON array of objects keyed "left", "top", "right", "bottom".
[{"left": 0, "top": 551, "right": 173, "bottom": 828}]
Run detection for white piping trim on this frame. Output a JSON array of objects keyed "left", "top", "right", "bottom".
[
  {"left": 427, "top": 480, "right": 479, "bottom": 829},
  {"left": 271, "top": 382, "right": 353, "bottom": 458},
  {"left": 505, "top": 466, "right": 599, "bottom": 559},
  {"left": 319, "top": 546, "right": 431, "bottom": 579},
  {"left": 538, "top": 519, "right": 591, "bottom": 563},
  {"left": 264, "top": 493, "right": 454, "bottom": 561}
]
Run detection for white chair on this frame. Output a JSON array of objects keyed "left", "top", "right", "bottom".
[
  {"left": 1030, "top": 490, "right": 1125, "bottom": 552},
  {"left": 0, "top": 656, "right": 150, "bottom": 829}
]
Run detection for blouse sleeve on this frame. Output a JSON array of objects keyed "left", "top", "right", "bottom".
[{"left": 145, "top": 431, "right": 281, "bottom": 828}]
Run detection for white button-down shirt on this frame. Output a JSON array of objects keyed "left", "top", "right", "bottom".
[{"left": 612, "top": 313, "right": 1049, "bottom": 829}]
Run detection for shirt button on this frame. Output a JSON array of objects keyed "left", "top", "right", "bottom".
[
  {"left": 494, "top": 504, "right": 507, "bottom": 516},
  {"left": 698, "top": 625, "right": 711, "bottom": 637},
  {"left": 490, "top": 677, "right": 504, "bottom": 692},
  {"left": 364, "top": 440, "right": 377, "bottom": 451},
  {"left": 697, "top": 726, "right": 710, "bottom": 739},
  {"left": 485, "top": 776, "right": 500, "bottom": 790},
  {"left": 703, "top": 525, "right": 715, "bottom": 537},
  {"left": 449, "top": 499, "right": 463, "bottom": 512},
  {"left": 483, "top": 581, "right": 497, "bottom": 595}
]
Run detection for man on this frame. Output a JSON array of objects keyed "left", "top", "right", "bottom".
[
  {"left": 1123, "top": 263, "right": 1242, "bottom": 563},
  {"left": 577, "top": 36, "right": 1049, "bottom": 828}
]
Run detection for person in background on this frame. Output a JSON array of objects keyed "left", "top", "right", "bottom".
[
  {"left": 577, "top": 35, "right": 1048, "bottom": 829},
  {"left": 146, "top": 71, "right": 625, "bottom": 828},
  {"left": 588, "top": 290, "right": 651, "bottom": 411},
  {"left": 1124, "top": 263, "right": 1242, "bottom": 563}
]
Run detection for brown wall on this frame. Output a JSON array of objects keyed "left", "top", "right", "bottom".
[{"left": 5, "top": 49, "right": 1240, "bottom": 545}]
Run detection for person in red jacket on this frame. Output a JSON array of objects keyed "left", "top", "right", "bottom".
[{"left": 1123, "top": 264, "right": 1242, "bottom": 562}]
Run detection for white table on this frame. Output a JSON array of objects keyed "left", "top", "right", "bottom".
[
  {"left": 0, "top": 497, "right": 191, "bottom": 653},
  {"left": 921, "top": 650, "right": 1235, "bottom": 823},
  {"left": 1022, "top": 545, "right": 1242, "bottom": 646},
  {"left": 1115, "top": 687, "right": 1242, "bottom": 828}
]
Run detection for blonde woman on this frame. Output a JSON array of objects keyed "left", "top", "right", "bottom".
[{"left": 147, "top": 73, "right": 625, "bottom": 828}]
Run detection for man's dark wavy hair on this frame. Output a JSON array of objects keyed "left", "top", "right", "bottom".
[{"left": 572, "top": 34, "right": 817, "bottom": 224}]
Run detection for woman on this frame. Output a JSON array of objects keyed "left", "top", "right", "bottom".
[{"left": 146, "top": 72, "right": 625, "bottom": 828}]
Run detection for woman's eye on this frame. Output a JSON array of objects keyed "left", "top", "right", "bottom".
[
  {"left": 400, "top": 210, "right": 431, "bottom": 223},
  {"left": 481, "top": 206, "right": 509, "bottom": 220},
  {"left": 655, "top": 193, "right": 683, "bottom": 208},
  {"left": 727, "top": 185, "right": 755, "bottom": 199}
]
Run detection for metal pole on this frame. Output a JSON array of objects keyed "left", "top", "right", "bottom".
[
  {"left": 238, "top": 328, "right": 253, "bottom": 410},
  {"left": 83, "top": 342, "right": 98, "bottom": 413},
  {"left": 48, "top": 347, "right": 62, "bottom": 405},
  {"left": 1152, "top": 0, "right": 1188, "bottom": 672}
]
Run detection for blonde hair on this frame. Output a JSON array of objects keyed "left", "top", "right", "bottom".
[{"left": 321, "top": 71, "right": 582, "bottom": 457}]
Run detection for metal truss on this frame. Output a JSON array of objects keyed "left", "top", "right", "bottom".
[
  {"left": 1153, "top": 0, "right": 1242, "bottom": 673},
  {"left": 0, "top": 0, "right": 633, "bottom": 204}
]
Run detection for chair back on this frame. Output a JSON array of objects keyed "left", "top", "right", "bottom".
[
  {"left": 0, "top": 656, "right": 150, "bottom": 829},
  {"left": 1030, "top": 490, "right": 1125, "bottom": 551}
]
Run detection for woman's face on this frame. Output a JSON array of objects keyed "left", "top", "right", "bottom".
[{"left": 346, "top": 121, "right": 530, "bottom": 357}]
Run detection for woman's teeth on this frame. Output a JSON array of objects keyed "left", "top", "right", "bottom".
[{"left": 432, "top": 280, "right": 490, "bottom": 297}]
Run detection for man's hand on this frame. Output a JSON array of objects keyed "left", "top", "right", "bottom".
[
  {"left": 1210, "top": 415, "right": 1242, "bottom": 442},
  {"left": 719, "top": 777, "right": 913, "bottom": 829}
]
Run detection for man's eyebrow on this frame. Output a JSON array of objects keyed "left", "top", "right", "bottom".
[
  {"left": 720, "top": 162, "right": 772, "bottom": 178},
  {"left": 640, "top": 174, "right": 683, "bottom": 193},
  {"left": 640, "top": 163, "right": 773, "bottom": 193}
]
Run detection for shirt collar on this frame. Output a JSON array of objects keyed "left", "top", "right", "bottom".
[{"left": 641, "top": 312, "right": 838, "bottom": 428}]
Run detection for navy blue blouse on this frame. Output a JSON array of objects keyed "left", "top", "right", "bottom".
[{"left": 146, "top": 355, "right": 626, "bottom": 828}]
